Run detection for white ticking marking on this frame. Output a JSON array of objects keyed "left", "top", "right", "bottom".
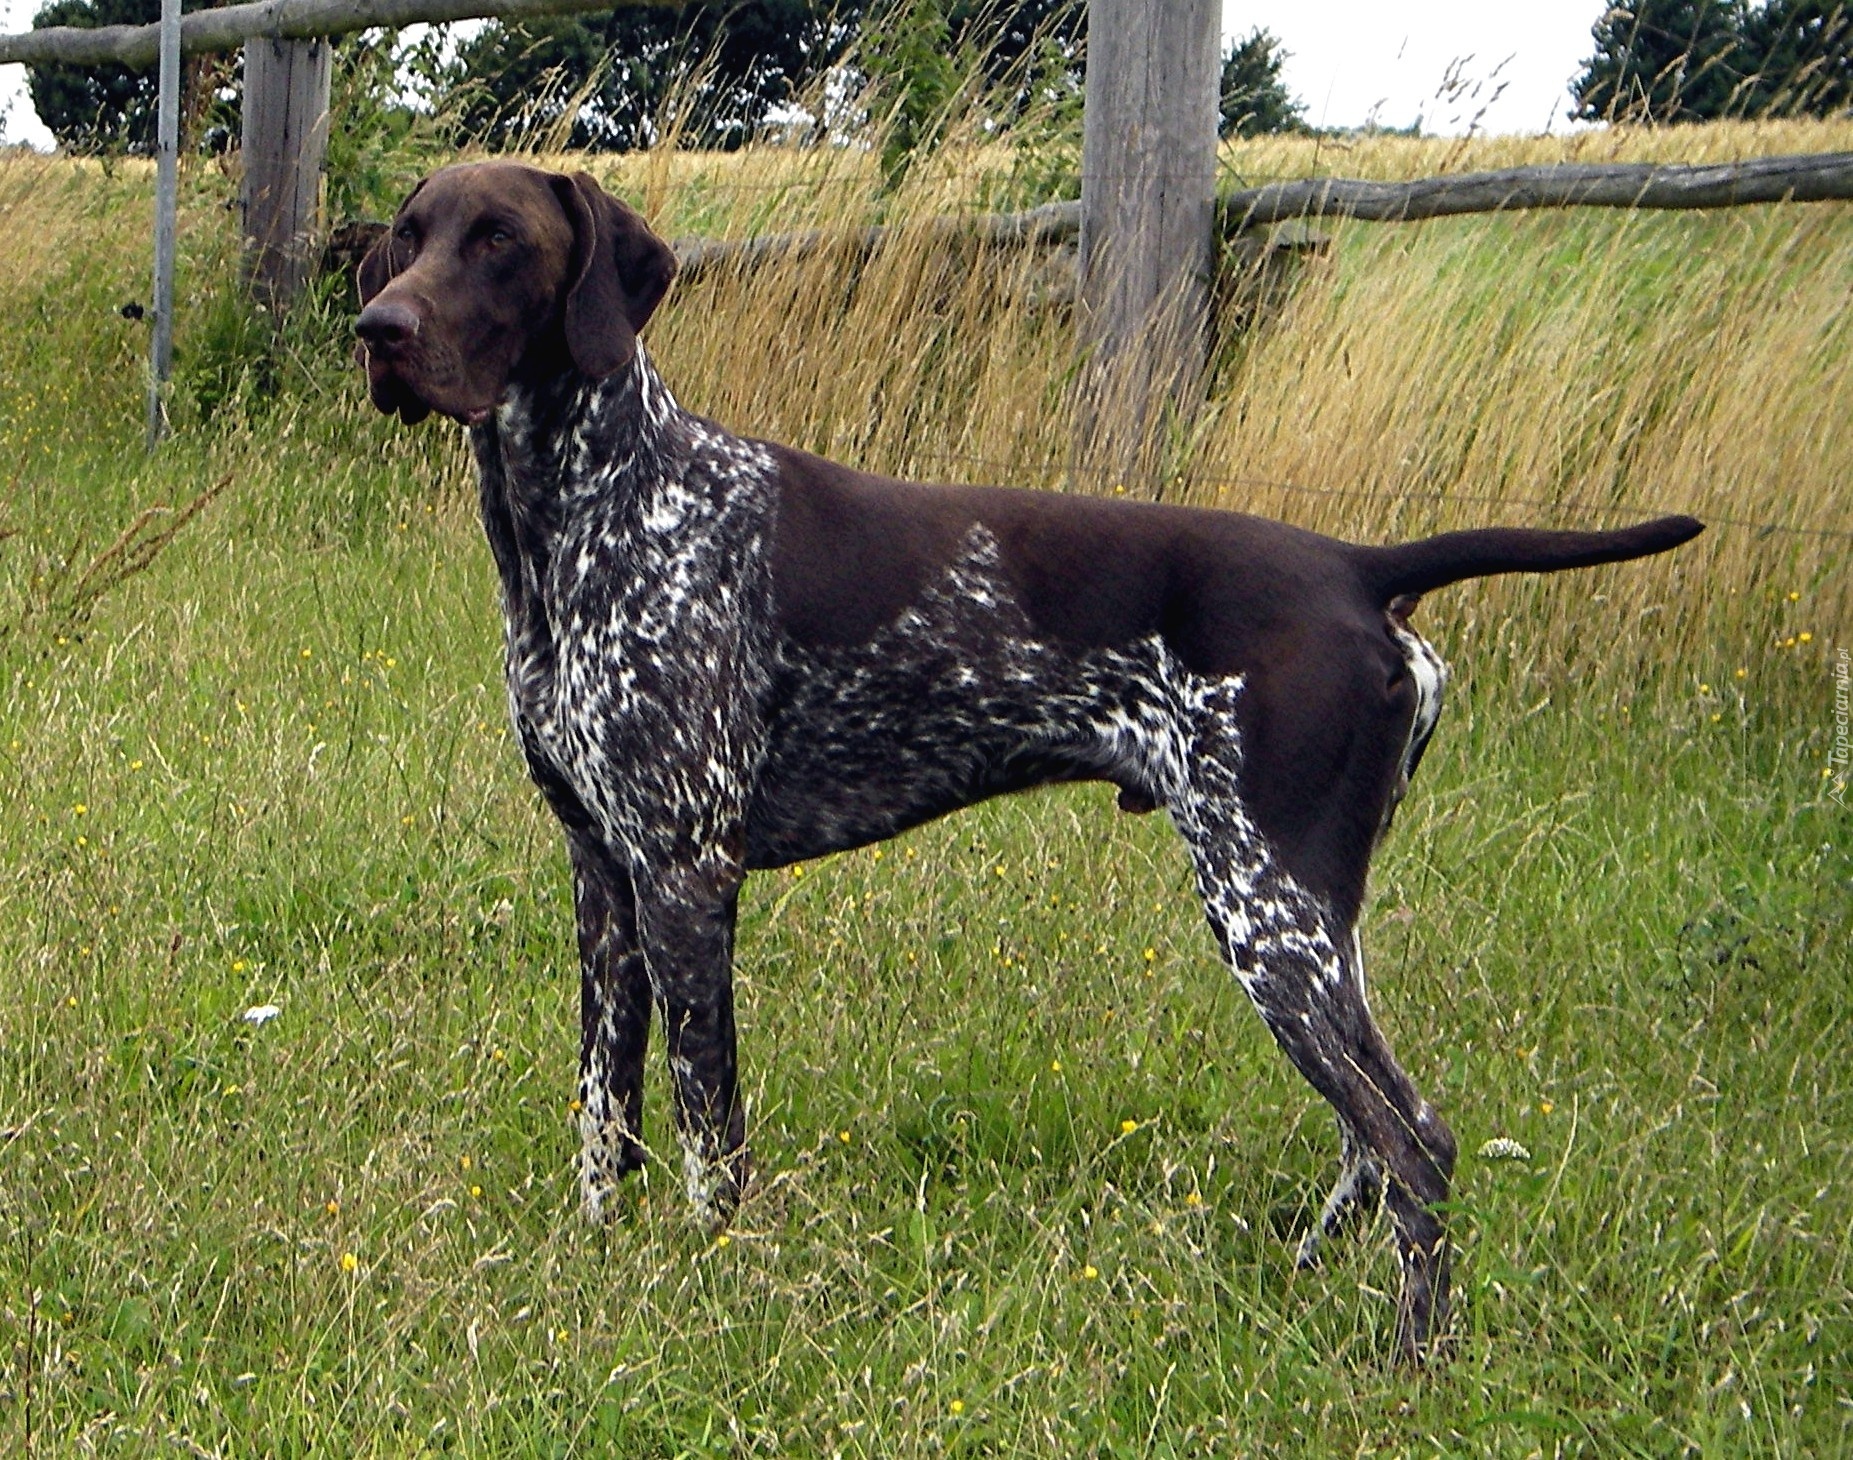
[
  {"left": 1386, "top": 615, "right": 1449, "bottom": 817},
  {"left": 681, "top": 1141, "right": 731, "bottom": 1225}
]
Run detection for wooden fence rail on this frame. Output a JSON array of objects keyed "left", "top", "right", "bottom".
[
  {"left": 0, "top": 0, "right": 659, "bottom": 69},
  {"left": 1226, "top": 150, "right": 1853, "bottom": 225},
  {"left": 665, "top": 152, "right": 1853, "bottom": 282}
]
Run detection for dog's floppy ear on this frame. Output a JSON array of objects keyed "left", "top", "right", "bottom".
[
  {"left": 356, "top": 229, "right": 393, "bottom": 306},
  {"left": 551, "top": 171, "right": 678, "bottom": 379}
]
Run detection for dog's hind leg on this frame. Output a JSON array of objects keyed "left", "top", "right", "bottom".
[
  {"left": 1192, "top": 854, "right": 1455, "bottom": 1356},
  {"left": 568, "top": 836, "right": 654, "bottom": 1221},
  {"left": 1295, "top": 931, "right": 1406, "bottom": 1270},
  {"left": 1286, "top": 932, "right": 1456, "bottom": 1362},
  {"left": 1296, "top": 1114, "right": 1385, "bottom": 1270},
  {"left": 1168, "top": 685, "right": 1456, "bottom": 1360}
]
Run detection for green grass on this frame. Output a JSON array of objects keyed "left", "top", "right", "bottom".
[{"left": 1, "top": 138, "right": 1850, "bottom": 1455}]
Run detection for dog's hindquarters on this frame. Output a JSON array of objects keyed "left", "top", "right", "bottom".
[{"left": 1164, "top": 635, "right": 1457, "bottom": 1358}]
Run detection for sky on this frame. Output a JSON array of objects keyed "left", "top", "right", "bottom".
[
  {"left": 0, "top": 1, "right": 1610, "bottom": 150},
  {"left": 1228, "top": 2, "right": 1606, "bottom": 137}
]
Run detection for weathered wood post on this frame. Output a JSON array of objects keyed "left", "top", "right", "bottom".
[
  {"left": 1076, "top": 0, "right": 1220, "bottom": 487},
  {"left": 240, "top": 34, "right": 331, "bottom": 314},
  {"left": 146, "top": 0, "right": 181, "bottom": 448}
]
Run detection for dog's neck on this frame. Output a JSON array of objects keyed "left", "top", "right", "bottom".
[
  {"left": 469, "top": 346, "right": 711, "bottom": 632},
  {"left": 471, "top": 347, "right": 685, "bottom": 568},
  {"left": 481, "top": 347, "right": 680, "bottom": 507}
]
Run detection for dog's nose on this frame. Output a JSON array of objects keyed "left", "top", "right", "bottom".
[{"left": 355, "top": 300, "right": 420, "bottom": 354}]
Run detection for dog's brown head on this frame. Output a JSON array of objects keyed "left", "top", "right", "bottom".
[{"left": 354, "top": 162, "right": 677, "bottom": 426}]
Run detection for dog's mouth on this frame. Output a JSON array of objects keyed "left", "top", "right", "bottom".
[
  {"left": 365, "top": 354, "right": 496, "bottom": 429},
  {"left": 386, "top": 391, "right": 433, "bottom": 428}
]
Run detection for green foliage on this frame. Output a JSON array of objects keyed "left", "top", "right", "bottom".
[
  {"left": 1219, "top": 27, "right": 1307, "bottom": 139},
  {"left": 1572, "top": 0, "right": 1853, "bottom": 122},
  {"left": 862, "top": 0, "right": 1083, "bottom": 192},
  {"left": 861, "top": 0, "right": 965, "bottom": 186},
  {"left": 322, "top": 29, "right": 473, "bottom": 224},
  {"left": 983, "top": 32, "right": 1085, "bottom": 208},
  {"left": 173, "top": 253, "right": 278, "bottom": 423},
  {"left": 26, "top": 0, "right": 161, "bottom": 150},
  {"left": 25, "top": 0, "right": 240, "bottom": 152},
  {"left": 1741, "top": 0, "right": 1853, "bottom": 114},
  {"left": 940, "top": 0, "right": 1083, "bottom": 95},
  {"left": 447, "top": 2, "right": 861, "bottom": 153}
]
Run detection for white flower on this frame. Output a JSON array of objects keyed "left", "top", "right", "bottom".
[
  {"left": 1478, "top": 1136, "right": 1531, "bottom": 1162},
  {"left": 242, "top": 1004, "right": 281, "bottom": 1026}
]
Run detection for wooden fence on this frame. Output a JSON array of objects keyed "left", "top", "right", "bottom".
[{"left": 5, "top": 0, "right": 1852, "bottom": 463}]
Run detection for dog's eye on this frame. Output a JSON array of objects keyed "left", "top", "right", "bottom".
[{"left": 487, "top": 227, "right": 514, "bottom": 248}]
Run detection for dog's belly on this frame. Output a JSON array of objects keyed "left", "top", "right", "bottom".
[{"left": 743, "top": 633, "right": 1188, "bottom": 868}]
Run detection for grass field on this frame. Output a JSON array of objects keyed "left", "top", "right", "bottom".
[{"left": 0, "top": 119, "right": 1849, "bottom": 1455}]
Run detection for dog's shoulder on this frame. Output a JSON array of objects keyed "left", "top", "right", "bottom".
[{"left": 755, "top": 442, "right": 982, "bottom": 649}]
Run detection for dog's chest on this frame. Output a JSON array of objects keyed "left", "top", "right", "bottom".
[{"left": 485, "top": 389, "right": 781, "bottom": 843}]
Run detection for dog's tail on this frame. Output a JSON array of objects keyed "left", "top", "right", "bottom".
[{"left": 1353, "top": 515, "right": 1704, "bottom": 604}]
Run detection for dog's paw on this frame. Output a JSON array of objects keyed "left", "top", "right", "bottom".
[
  {"left": 683, "top": 1142, "right": 751, "bottom": 1232},
  {"left": 1293, "top": 1228, "right": 1325, "bottom": 1271}
]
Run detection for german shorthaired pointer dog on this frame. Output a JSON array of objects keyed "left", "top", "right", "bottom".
[{"left": 354, "top": 161, "right": 1701, "bottom": 1358}]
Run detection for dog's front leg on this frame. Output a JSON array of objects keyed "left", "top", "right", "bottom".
[
  {"left": 632, "top": 854, "right": 749, "bottom": 1229},
  {"left": 567, "top": 834, "right": 653, "bottom": 1221}
]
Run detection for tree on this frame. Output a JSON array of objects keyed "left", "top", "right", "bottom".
[
  {"left": 450, "top": 1, "right": 861, "bottom": 153},
  {"left": 1218, "top": 26, "right": 1305, "bottom": 138},
  {"left": 1739, "top": 0, "right": 1853, "bottom": 115},
  {"left": 26, "top": 0, "right": 239, "bottom": 152},
  {"left": 1571, "top": 1, "right": 1750, "bottom": 122},
  {"left": 1571, "top": 0, "right": 1852, "bottom": 121},
  {"left": 941, "top": 0, "right": 1082, "bottom": 94},
  {"left": 27, "top": 0, "right": 161, "bottom": 149},
  {"left": 856, "top": 0, "right": 1082, "bottom": 192}
]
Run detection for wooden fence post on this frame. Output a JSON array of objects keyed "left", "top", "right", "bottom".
[
  {"left": 240, "top": 35, "right": 332, "bottom": 315},
  {"left": 1076, "top": 0, "right": 1220, "bottom": 487},
  {"left": 147, "top": 0, "right": 181, "bottom": 448}
]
